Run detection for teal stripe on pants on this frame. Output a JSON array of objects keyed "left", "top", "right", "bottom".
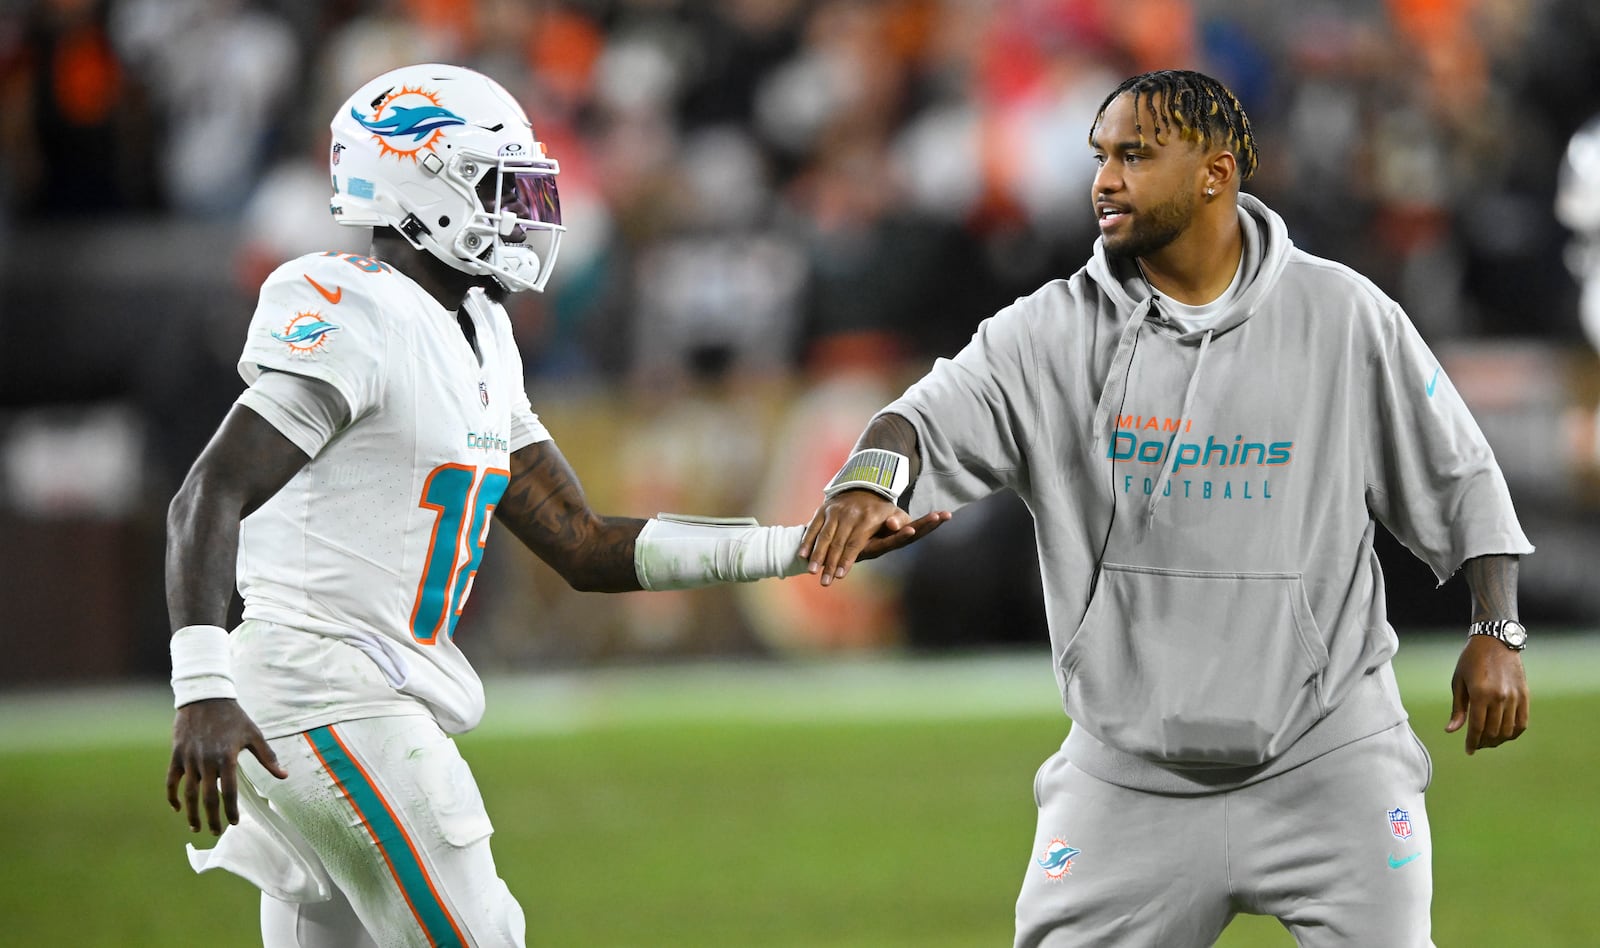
[{"left": 306, "top": 725, "right": 466, "bottom": 947}]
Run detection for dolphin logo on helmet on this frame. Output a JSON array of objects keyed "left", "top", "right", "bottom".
[
  {"left": 349, "top": 85, "right": 467, "bottom": 162},
  {"left": 351, "top": 103, "right": 466, "bottom": 143}
]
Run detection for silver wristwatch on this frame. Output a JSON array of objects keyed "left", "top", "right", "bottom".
[{"left": 1467, "top": 619, "right": 1527, "bottom": 651}]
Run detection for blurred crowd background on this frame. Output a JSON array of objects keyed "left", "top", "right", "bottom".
[{"left": 3, "top": 0, "right": 1600, "bottom": 688}]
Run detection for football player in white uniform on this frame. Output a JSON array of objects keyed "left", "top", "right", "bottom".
[{"left": 164, "top": 63, "right": 944, "bottom": 948}]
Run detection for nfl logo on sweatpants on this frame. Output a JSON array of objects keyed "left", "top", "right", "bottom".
[{"left": 1388, "top": 807, "right": 1413, "bottom": 840}]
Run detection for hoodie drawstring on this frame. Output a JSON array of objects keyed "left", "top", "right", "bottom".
[
  {"left": 1090, "top": 297, "right": 1157, "bottom": 459},
  {"left": 1144, "top": 328, "right": 1213, "bottom": 529}
]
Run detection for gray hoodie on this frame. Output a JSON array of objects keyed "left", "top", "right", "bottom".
[{"left": 885, "top": 194, "right": 1533, "bottom": 793}]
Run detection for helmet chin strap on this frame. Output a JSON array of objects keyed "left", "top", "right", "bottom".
[{"left": 398, "top": 213, "right": 431, "bottom": 245}]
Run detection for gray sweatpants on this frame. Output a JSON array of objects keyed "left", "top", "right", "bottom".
[{"left": 1015, "top": 722, "right": 1435, "bottom": 947}]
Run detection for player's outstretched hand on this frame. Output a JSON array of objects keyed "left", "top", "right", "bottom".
[
  {"left": 800, "top": 489, "right": 951, "bottom": 586},
  {"left": 167, "top": 698, "right": 288, "bottom": 836},
  {"left": 1445, "top": 635, "right": 1530, "bottom": 755}
]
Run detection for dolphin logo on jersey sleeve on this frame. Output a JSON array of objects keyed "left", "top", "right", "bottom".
[{"left": 272, "top": 313, "right": 341, "bottom": 353}]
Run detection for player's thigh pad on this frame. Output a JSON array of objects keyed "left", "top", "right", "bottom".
[
  {"left": 1226, "top": 723, "right": 1435, "bottom": 947},
  {"left": 247, "top": 715, "right": 526, "bottom": 948},
  {"left": 1015, "top": 753, "right": 1235, "bottom": 948}
]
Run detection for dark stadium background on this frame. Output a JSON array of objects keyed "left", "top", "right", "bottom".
[{"left": 2, "top": 0, "right": 1598, "bottom": 683}]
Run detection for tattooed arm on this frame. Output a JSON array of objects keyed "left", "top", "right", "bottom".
[
  {"left": 1445, "top": 554, "right": 1528, "bottom": 754},
  {"left": 1462, "top": 553, "right": 1520, "bottom": 623},
  {"left": 498, "top": 427, "right": 947, "bottom": 594},
  {"left": 496, "top": 440, "right": 648, "bottom": 592}
]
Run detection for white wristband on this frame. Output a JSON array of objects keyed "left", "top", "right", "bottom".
[
  {"left": 823, "top": 449, "right": 910, "bottom": 505},
  {"left": 170, "top": 624, "right": 237, "bottom": 708},
  {"left": 634, "top": 514, "right": 808, "bottom": 591}
]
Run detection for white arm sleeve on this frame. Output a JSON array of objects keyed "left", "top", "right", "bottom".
[
  {"left": 235, "top": 369, "right": 352, "bottom": 458},
  {"left": 634, "top": 515, "right": 809, "bottom": 591}
]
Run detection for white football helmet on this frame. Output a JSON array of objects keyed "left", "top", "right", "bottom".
[{"left": 329, "top": 63, "right": 563, "bottom": 292}]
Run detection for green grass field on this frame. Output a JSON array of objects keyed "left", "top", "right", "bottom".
[{"left": 1, "top": 637, "right": 1596, "bottom": 946}]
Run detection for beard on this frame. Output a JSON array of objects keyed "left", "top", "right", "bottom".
[
  {"left": 1103, "top": 188, "right": 1196, "bottom": 259},
  {"left": 484, "top": 275, "right": 509, "bottom": 303}
]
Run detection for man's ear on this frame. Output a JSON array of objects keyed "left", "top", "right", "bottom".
[{"left": 1204, "top": 150, "right": 1239, "bottom": 195}]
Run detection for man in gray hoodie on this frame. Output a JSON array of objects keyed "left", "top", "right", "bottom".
[{"left": 800, "top": 70, "right": 1533, "bottom": 946}]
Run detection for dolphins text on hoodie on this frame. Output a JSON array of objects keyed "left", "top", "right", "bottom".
[{"left": 885, "top": 194, "right": 1533, "bottom": 793}]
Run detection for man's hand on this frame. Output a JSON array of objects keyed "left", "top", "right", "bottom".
[
  {"left": 1445, "top": 635, "right": 1530, "bottom": 755},
  {"left": 800, "top": 489, "right": 951, "bottom": 586},
  {"left": 167, "top": 698, "right": 287, "bottom": 835}
]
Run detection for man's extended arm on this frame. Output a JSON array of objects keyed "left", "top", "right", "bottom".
[
  {"left": 165, "top": 405, "right": 306, "bottom": 834},
  {"left": 497, "top": 432, "right": 945, "bottom": 592},
  {"left": 1446, "top": 554, "right": 1529, "bottom": 754},
  {"left": 800, "top": 412, "right": 947, "bottom": 586},
  {"left": 495, "top": 440, "right": 650, "bottom": 592}
]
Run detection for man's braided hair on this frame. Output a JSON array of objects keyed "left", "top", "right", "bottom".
[{"left": 1089, "top": 70, "right": 1259, "bottom": 182}]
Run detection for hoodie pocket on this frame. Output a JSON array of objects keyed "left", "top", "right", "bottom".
[{"left": 1062, "top": 563, "right": 1329, "bottom": 766}]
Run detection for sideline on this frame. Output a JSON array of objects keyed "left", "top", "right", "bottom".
[{"left": 2, "top": 634, "right": 1595, "bottom": 754}]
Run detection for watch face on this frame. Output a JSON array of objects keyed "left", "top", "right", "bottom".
[{"left": 1503, "top": 623, "right": 1528, "bottom": 647}]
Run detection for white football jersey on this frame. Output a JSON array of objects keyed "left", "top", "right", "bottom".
[{"left": 231, "top": 250, "right": 548, "bottom": 736}]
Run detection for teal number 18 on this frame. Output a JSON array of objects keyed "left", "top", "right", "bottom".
[{"left": 409, "top": 464, "right": 510, "bottom": 644}]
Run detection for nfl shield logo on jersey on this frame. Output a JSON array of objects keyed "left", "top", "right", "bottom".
[
  {"left": 479, "top": 381, "right": 489, "bottom": 407},
  {"left": 1388, "top": 807, "right": 1413, "bottom": 840}
]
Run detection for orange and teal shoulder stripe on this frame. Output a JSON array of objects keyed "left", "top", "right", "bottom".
[{"left": 304, "top": 726, "right": 470, "bottom": 947}]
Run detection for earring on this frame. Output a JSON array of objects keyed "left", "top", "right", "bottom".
[{"left": 1206, "top": 187, "right": 1216, "bottom": 196}]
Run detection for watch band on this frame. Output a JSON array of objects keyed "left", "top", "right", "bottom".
[{"left": 1467, "top": 618, "right": 1527, "bottom": 650}]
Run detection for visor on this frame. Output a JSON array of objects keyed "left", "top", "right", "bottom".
[{"left": 492, "top": 171, "right": 561, "bottom": 226}]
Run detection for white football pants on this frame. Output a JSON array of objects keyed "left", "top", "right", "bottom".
[{"left": 192, "top": 715, "right": 526, "bottom": 947}]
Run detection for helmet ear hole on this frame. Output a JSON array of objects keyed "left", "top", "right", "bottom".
[{"left": 439, "top": 216, "right": 450, "bottom": 228}]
